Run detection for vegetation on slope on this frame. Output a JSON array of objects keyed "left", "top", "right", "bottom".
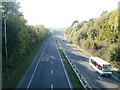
[{"left": 64, "top": 10, "right": 120, "bottom": 70}]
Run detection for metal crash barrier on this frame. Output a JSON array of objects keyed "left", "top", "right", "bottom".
[{"left": 58, "top": 41, "right": 92, "bottom": 90}]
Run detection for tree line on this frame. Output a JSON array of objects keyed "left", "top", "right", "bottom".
[
  {"left": 2, "top": 2, "right": 50, "bottom": 72},
  {"left": 64, "top": 10, "right": 120, "bottom": 69}
]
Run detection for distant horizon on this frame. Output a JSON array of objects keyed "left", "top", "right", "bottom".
[{"left": 18, "top": 0, "right": 119, "bottom": 28}]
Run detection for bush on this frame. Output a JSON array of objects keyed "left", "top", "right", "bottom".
[
  {"left": 90, "top": 41, "right": 97, "bottom": 49},
  {"left": 109, "top": 45, "right": 120, "bottom": 61},
  {"left": 85, "top": 40, "right": 98, "bottom": 50},
  {"left": 84, "top": 40, "right": 91, "bottom": 49}
]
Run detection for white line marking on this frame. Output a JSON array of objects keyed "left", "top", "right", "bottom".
[
  {"left": 17, "top": 41, "right": 47, "bottom": 88},
  {"left": 56, "top": 43, "right": 72, "bottom": 88},
  {"left": 98, "top": 76, "right": 102, "bottom": 80},
  {"left": 51, "top": 84, "right": 53, "bottom": 90},
  {"left": 51, "top": 62, "right": 52, "bottom": 64},
  {"left": 51, "top": 70, "right": 53, "bottom": 74},
  {"left": 27, "top": 40, "right": 48, "bottom": 88},
  {"left": 58, "top": 41, "right": 91, "bottom": 88},
  {"left": 112, "top": 75, "right": 120, "bottom": 82}
]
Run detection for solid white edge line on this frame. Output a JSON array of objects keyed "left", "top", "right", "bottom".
[
  {"left": 17, "top": 39, "right": 47, "bottom": 88},
  {"left": 27, "top": 39, "right": 48, "bottom": 88},
  {"left": 51, "top": 84, "right": 53, "bottom": 90},
  {"left": 58, "top": 40, "right": 91, "bottom": 88},
  {"left": 98, "top": 76, "right": 102, "bottom": 80},
  {"left": 51, "top": 70, "right": 53, "bottom": 74},
  {"left": 112, "top": 75, "right": 120, "bottom": 82},
  {"left": 56, "top": 43, "right": 72, "bottom": 89},
  {"left": 63, "top": 39, "right": 120, "bottom": 82},
  {"left": 17, "top": 54, "right": 38, "bottom": 88}
]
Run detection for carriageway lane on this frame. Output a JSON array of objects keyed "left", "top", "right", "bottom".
[
  {"left": 58, "top": 38, "right": 120, "bottom": 89},
  {"left": 18, "top": 36, "right": 70, "bottom": 88}
]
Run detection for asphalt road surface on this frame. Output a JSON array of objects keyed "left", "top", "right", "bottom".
[
  {"left": 58, "top": 36, "right": 120, "bottom": 89},
  {"left": 17, "top": 36, "right": 71, "bottom": 89}
]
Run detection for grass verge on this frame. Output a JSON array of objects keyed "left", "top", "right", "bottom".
[
  {"left": 56, "top": 40, "right": 84, "bottom": 89},
  {"left": 3, "top": 38, "right": 48, "bottom": 88}
]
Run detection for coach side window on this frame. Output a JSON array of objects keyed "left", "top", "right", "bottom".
[
  {"left": 91, "top": 59, "right": 97, "bottom": 66},
  {"left": 98, "top": 65, "right": 102, "bottom": 70}
]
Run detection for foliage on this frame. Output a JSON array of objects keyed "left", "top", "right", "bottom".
[
  {"left": 2, "top": 2, "right": 21, "bottom": 18},
  {"left": 64, "top": 9, "right": 120, "bottom": 69},
  {"left": 71, "top": 20, "right": 79, "bottom": 27},
  {"left": 87, "top": 27, "right": 98, "bottom": 40},
  {"left": 2, "top": 2, "right": 50, "bottom": 86},
  {"left": 109, "top": 45, "right": 120, "bottom": 62}
]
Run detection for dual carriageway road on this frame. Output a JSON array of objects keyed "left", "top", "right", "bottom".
[{"left": 18, "top": 35, "right": 120, "bottom": 89}]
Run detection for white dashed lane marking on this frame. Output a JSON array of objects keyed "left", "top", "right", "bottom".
[
  {"left": 51, "top": 70, "right": 53, "bottom": 74},
  {"left": 51, "top": 84, "right": 53, "bottom": 90}
]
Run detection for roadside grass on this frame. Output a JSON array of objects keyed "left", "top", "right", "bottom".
[
  {"left": 56, "top": 41, "right": 84, "bottom": 89},
  {"left": 3, "top": 38, "right": 47, "bottom": 88}
]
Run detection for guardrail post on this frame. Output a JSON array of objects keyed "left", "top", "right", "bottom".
[{"left": 57, "top": 41, "right": 91, "bottom": 89}]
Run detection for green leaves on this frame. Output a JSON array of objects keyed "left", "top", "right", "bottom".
[
  {"left": 109, "top": 45, "right": 120, "bottom": 62},
  {"left": 64, "top": 9, "right": 120, "bottom": 69},
  {"left": 2, "top": 2, "right": 50, "bottom": 71},
  {"left": 87, "top": 27, "right": 98, "bottom": 40},
  {"left": 2, "top": 2, "right": 20, "bottom": 18}
]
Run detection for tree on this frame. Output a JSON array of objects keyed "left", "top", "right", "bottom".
[
  {"left": 87, "top": 27, "right": 98, "bottom": 40},
  {"left": 101, "top": 10, "right": 107, "bottom": 16},
  {"left": 71, "top": 20, "right": 79, "bottom": 27},
  {"left": 2, "top": 2, "right": 50, "bottom": 88},
  {"left": 109, "top": 45, "right": 120, "bottom": 62},
  {"left": 64, "top": 9, "right": 120, "bottom": 69},
  {"left": 2, "top": 2, "right": 21, "bottom": 18}
]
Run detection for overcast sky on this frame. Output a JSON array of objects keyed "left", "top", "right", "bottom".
[{"left": 18, "top": 0, "right": 119, "bottom": 28}]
